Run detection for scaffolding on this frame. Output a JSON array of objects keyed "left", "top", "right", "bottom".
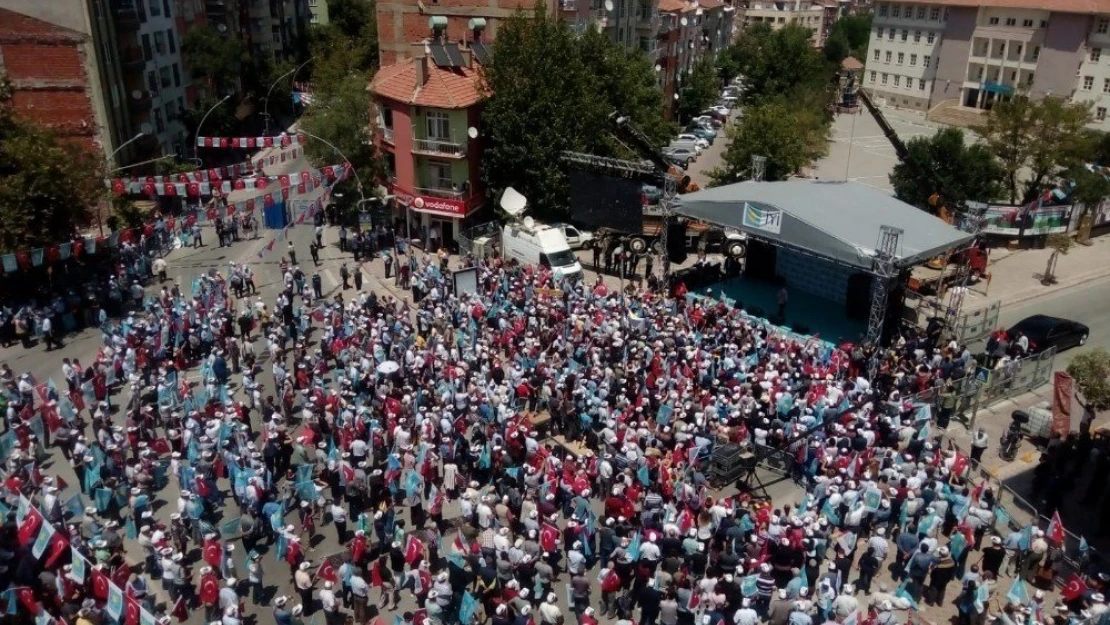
[{"left": 867, "top": 225, "right": 904, "bottom": 357}]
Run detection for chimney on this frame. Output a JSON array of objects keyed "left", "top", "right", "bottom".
[{"left": 416, "top": 54, "right": 429, "bottom": 89}]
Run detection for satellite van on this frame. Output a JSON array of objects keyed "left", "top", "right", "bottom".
[{"left": 498, "top": 189, "right": 583, "bottom": 280}]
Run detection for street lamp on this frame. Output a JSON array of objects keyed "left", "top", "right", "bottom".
[
  {"left": 264, "top": 57, "right": 314, "bottom": 136},
  {"left": 107, "top": 126, "right": 151, "bottom": 167},
  {"left": 192, "top": 94, "right": 232, "bottom": 164},
  {"left": 297, "top": 129, "right": 366, "bottom": 202}
]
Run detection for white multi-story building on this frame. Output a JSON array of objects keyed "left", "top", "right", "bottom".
[
  {"left": 735, "top": 0, "right": 829, "bottom": 45},
  {"left": 134, "top": 0, "right": 189, "bottom": 157},
  {"left": 1073, "top": 16, "right": 1110, "bottom": 129},
  {"left": 864, "top": 1, "right": 945, "bottom": 111}
]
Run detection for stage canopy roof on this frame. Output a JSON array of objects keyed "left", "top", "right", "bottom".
[{"left": 674, "top": 180, "right": 974, "bottom": 270}]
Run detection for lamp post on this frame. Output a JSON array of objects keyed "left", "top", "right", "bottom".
[
  {"left": 192, "top": 95, "right": 231, "bottom": 164},
  {"left": 297, "top": 129, "right": 366, "bottom": 202},
  {"left": 107, "top": 130, "right": 149, "bottom": 168},
  {"left": 264, "top": 57, "right": 314, "bottom": 136}
]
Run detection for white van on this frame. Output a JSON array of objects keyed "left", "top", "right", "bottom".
[{"left": 501, "top": 220, "right": 583, "bottom": 280}]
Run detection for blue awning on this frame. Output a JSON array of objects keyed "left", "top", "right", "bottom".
[{"left": 982, "top": 82, "right": 1014, "bottom": 94}]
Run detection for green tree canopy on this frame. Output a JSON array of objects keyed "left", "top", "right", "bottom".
[
  {"left": 826, "top": 14, "right": 873, "bottom": 58},
  {"left": 889, "top": 128, "right": 1002, "bottom": 208},
  {"left": 975, "top": 94, "right": 1093, "bottom": 203},
  {"left": 0, "top": 76, "right": 102, "bottom": 251},
  {"left": 308, "top": 0, "right": 378, "bottom": 88},
  {"left": 299, "top": 73, "right": 381, "bottom": 202},
  {"left": 677, "top": 56, "right": 720, "bottom": 123},
  {"left": 480, "top": 9, "right": 674, "bottom": 220},
  {"left": 181, "top": 25, "right": 244, "bottom": 94},
  {"left": 725, "top": 23, "right": 829, "bottom": 105},
  {"left": 1067, "top": 348, "right": 1110, "bottom": 411},
  {"left": 708, "top": 95, "right": 830, "bottom": 184}
]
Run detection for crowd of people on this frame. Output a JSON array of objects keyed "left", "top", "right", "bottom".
[{"left": 0, "top": 223, "right": 1106, "bottom": 625}]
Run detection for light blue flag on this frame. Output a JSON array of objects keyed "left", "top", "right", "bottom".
[
  {"left": 895, "top": 580, "right": 919, "bottom": 610},
  {"left": 1007, "top": 578, "right": 1029, "bottom": 605},
  {"left": 70, "top": 547, "right": 86, "bottom": 582},
  {"left": 821, "top": 499, "right": 841, "bottom": 526},
  {"left": 795, "top": 566, "right": 809, "bottom": 591},
  {"left": 276, "top": 534, "right": 288, "bottom": 560},
  {"left": 638, "top": 465, "right": 651, "bottom": 486},
  {"left": 738, "top": 514, "right": 755, "bottom": 534},
  {"left": 459, "top": 591, "right": 479, "bottom": 624},
  {"left": 64, "top": 494, "right": 84, "bottom": 519},
  {"left": 948, "top": 532, "right": 968, "bottom": 561},
  {"left": 657, "top": 404, "right": 673, "bottom": 426},
  {"left": 994, "top": 507, "right": 1011, "bottom": 527},
  {"left": 95, "top": 488, "right": 112, "bottom": 513},
  {"left": 447, "top": 551, "right": 467, "bottom": 570},
  {"left": 1079, "top": 536, "right": 1089, "bottom": 556},
  {"left": 627, "top": 532, "right": 642, "bottom": 560},
  {"left": 1018, "top": 525, "right": 1033, "bottom": 550},
  {"left": 125, "top": 516, "right": 138, "bottom": 540},
  {"left": 740, "top": 574, "right": 759, "bottom": 597},
  {"left": 4, "top": 589, "right": 16, "bottom": 615},
  {"left": 405, "top": 470, "right": 422, "bottom": 499},
  {"left": 975, "top": 582, "right": 989, "bottom": 612}
]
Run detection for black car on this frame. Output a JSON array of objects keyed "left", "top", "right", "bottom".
[{"left": 1006, "top": 314, "right": 1089, "bottom": 354}]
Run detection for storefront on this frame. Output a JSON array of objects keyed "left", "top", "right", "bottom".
[{"left": 390, "top": 183, "right": 484, "bottom": 251}]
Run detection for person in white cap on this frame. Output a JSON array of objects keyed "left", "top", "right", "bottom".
[
  {"left": 539, "top": 592, "right": 563, "bottom": 625},
  {"left": 318, "top": 580, "right": 340, "bottom": 625}
]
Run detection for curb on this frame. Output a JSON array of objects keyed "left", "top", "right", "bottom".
[{"left": 997, "top": 267, "right": 1110, "bottom": 307}]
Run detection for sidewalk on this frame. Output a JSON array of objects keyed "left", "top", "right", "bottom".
[{"left": 962, "top": 234, "right": 1110, "bottom": 311}]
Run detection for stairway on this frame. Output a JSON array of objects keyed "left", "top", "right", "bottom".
[{"left": 927, "top": 99, "right": 988, "bottom": 128}]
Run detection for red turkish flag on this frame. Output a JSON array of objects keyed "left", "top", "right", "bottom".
[
  {"left": 45, "top": 246, "right": 60, "bottom": 263},
  {"left": 16, "top": 587, "right": 37, "bottom": 613},
  {"left": 351, "top": 535, "right": 366, "bottom": 564},
  {"left": 297, "top": 133, "right": 307, "bottom": 144},
  {"left": 144, "top": 224, "right": 154, "bottom": 238},
  {"left": 120, "top": 229, "right": 134, "bottom": 244},
  {"left": 280, "top": 174, "right": 291, "bottom": 188},
  {"left": 112, "top": 562, "right": 132, "bottom": 588},
  {"left": 233, "top": 179, "right": 246, "bottom": 191},
  {"left": 226, "top": 203, "right": 237, "bottom": 215},
  {"left": 176, "top": 173, "right": 189, "bottom": 183},
  {"left": 163, "top": 183, "right": 177, "bottom": 196},
  {"left": 142, "top": 183, "right": 156, "bottom": 197},
  {"left": 206, "top": 208, "right": 219, "bottom": 222},
  {"left": 208, "top": 168, "right": 220, "bottom": 180},
  {"left": 125, "top": 594, "right": 142, "bottom": 625},
  {"left": 404, "top": 535, "right": 425, "bottom": 564},
  {"left": 1047, "top": 511, "right": 1066, "bottom": 544},
  {"left": 285, "top": 539, "right": 302, "bottom": 565},
  {"left": 171, "top": 597, "right": 189, "bottom": 622},
  {"left": 184, "top": 214, "right": 197, "bottom": 228},
  {"left": 952, "top": 452, "right": 969, "bottom": 477},
  {"left": 187, "top": 183, "right": 200, "bottom": 196},
  {"left": 247, "top": 137, "right": 257, "bottom": 148},
  {"left": 204, "top": 137, "right": 214, "bottom": 148},
  {"left": 297, "top": 182, "right": 306, "bottom": 194},
  {"left": 91, "top": 567, "right": 110, "bottom": 600},
  {"left": 281, "top": 135, "right": 291, "bottom": 147},
  {"left": 316, "top": 559, "right": 337, "bottom": 582},
  {"left": 72, "top": 238, "right": 85, "bottom": 256},
  {"left": 263, "top": 194, "right": 274, "bottom": 207},
  {"left": 255, "top": 177, "right": 268, "bottom": 190},
  {"left": 370, "top": 560, "right": 382, "bottom": 587},
  {"left": 203, "top": 538, "right": 222, "bottom": 568},
  {"left": 281, "top": 188, "right": 290, "bottom": 200},
  {"left": 44, "top": 532, "right": 70, "bottom": 569},
  {"left": 264, "top": 137, "right": 274, "bottom": 148},
  {"left": 219, "top": 138, "right": 229, "bottom": 148},
  {"left": 322, "top": 166, "right": 335, "bottom": 179},
  {"left": 199, "top": 574, "right": 219, "bottom": 605},
  {"left": 1061, "top": 573, "right": 1089, "bottom": 602},
  {"left": 152, "top": 438, "right": 171, "bottom": 454},
  {"left": 540, "top": 523, "right": 559, "bottom": 552},
  {"left": 18, "top": 507, "right": 43, "bottom": 544},
  {"left": 112, "top": 180, "right": 127, "bottom": 195}
]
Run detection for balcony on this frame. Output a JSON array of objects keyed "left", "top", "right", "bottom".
[
  {"left": 115, "top": 0, "right": 141, "bottom": 28},
  {"left": 637, "top": 10, "right": 659, "bottom": 30},
  {"left": 560, "top": 0, "right": 577, "bottom": 10},
  {"left": 412, "top": 137, "right": 467, "bottom": 158},
  {"left": 415, "top": 186, "right": 466, "bottom": 200},
  {"left": 380, "top": 127, "right": 395, "bottom": 144}
]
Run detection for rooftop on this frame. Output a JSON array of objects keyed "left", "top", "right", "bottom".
[
  {"left": 0, "top": 7, "right": 85, "bottom": 44},
  {"left": 370, "top": 56, "right": 485, "bottom": 109},
  {"left": 885, "top": 0, "right": 1110, "bottom": 15}
]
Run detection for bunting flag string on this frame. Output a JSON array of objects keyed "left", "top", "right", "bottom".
[
  {"left": 107, "top": 162, "right": 349, "bottom": 198},
  {"left": 196, "top": 133, "right": 309, "bottom": 149}
]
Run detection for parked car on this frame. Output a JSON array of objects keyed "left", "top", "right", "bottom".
[
  {"left": 701, "top": 108, "right": 728, "bottom": 122},
  {"left": 663, "top": 146, "right": 698, "bottom": 164},
  {"left": 686, "top": 125, "right": 717, "bottom": 142},
  {"left": 662, "top": 152, "right": 691, "bottom": 169},
  {"left": 668, "top": 140, "right": 702, "bottom": 156},
  {"left": 642, "top": 184, "right": 663, "bottom": 204},
  {"left": 1006, "top": 315, "right": 1089, "bottom": 354},
  {"left": 550, "top": 222, "right": 595, "bottom": 249},
  {"left": 677, "top": 133, "right": 710, "bottom": 149},
  {"left": 693, "top": 115, "right": 723, "bottom": 129}
]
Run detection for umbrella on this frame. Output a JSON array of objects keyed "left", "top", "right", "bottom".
[{"left": 377, "top": 361, "right": 400, "bottom": 375}]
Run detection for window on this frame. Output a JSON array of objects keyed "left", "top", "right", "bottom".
[
  {"left": 910, "top": 53, "right": 917, "bottom": 65},
  {"left": 428, "top": 161, "right": 452, "bottom": 189},
  {"left": 160, "top": 66, "right": 171, "bottom": 88},
  {"left": 1027, "top": 73, "right": 1034, "bottom": 85},
  {"left": 141, "top": 33, "right": 152, "bottom": 60},
  {"left": 894, "top": 75, "right": 901, "bottom": 86},
  {"left": 923, "top": 55, "right": 931, "bottom": 67},
  {"left": 930, "top": 6, "right": 940, "bottom": 19},
  {"left": 1022, "top": 19, "right": 1033, "bottom": 27},
  {"left": 1040, "top": 20, "right": 1047, "bottom": 27},
  {"left": 153, "top": 109, "right": 164, "bottom": 133},
  {"left": 879, "top": 3, "right": 888, "bottom": 16},
  {"left": 870, "top": 70, "right": 877, "bottom": 83},
  {"left": 888, "top": 29, "right": 895, "bottom": 40},
  {"left": 891, "top": 5, "right": 900, "bottom": 17},
  {"left": 426, "top": 111, "right": 451, "bottom": 140},
  {"left": 1084, "top": 75, "right": 1095, "bottom": 90},
  {"left": 380, "top": 106, "right": 394, "bottom": 129},
  {"left": 147, "top": 70, "right": 157, "bottom": 94},
  {"left": 917, "top": 6, "right": 926, "bottom": 18},
  {"left": 1099, "top": 18, "right": 1109, "bottom": 34},
  {"left": 1093, "top": 47, "right": 1102, "bottom": 62},
  {"left": 988, "top": 16, "right": 999, "bottom": 25},
  {"left": 874, "top": 49, "right": 881, "bottom": 61},
  {"left": 1033, "top": 45, "right": 1040, "bottom": 60},
  {"left": 904, "top": 5, "right": 913, "bottom": 18},
  {"left": 901, "top": 29, "right": 908, "bottom": 41},
  {"left": 886, "top": 50, "right": 892, "bottom": 62},
  {"left": 1005, "top": 17, "right": 1016, "bottom": 26},
  {"left": 882, "top": 73, "right": 889, "bottom": 84},
  {"left": 162, "top": 0, "right": 170, "bottom": 16},
  {"left": 148, "top": 0, "right": 160, "bottom": 15},
  {"left": 172, "top": 63, "right": 180, "bottom": 88},
  {"left": 897, "top": 52, "right": 904, "bottom": 64},
  {"left": 920, "top": 78, "right": 927, "bottom": 90},
  {"left": 914, "top": 30, "right": 921, "bottom": 42},
  {"left": 165, "top": 100, "right": 176, "bottom": 121},
  {"left": 877, "top": 27, "right": 884, "bottom": 38},
  {"left": 154, "top": 31, "right": 166, "bottom": 54},
  {"left": 1104, "top": 78, "right": 1110, "bottom": 92},
  {"left": 1099, "top": 107, "right": 1107, "bottom": 121},
  {"left": 167, "top": 29, "right": 176, "bottom": 53},
  {"left": 927, "top": 31, "right": 935, "bottom": 43}
]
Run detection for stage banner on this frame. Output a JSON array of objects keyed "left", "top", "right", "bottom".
[{"left": 1052, "top": 371, "right": 1074, "bottom": 437}]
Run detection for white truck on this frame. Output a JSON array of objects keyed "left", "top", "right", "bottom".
[{"left": 500, "top": 217, "right": 583, "bottom": 280}]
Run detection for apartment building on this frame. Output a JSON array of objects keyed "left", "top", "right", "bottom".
[
  {"left": 862, "top": 0, "right": 1110, "bottom": 130},
  {"left": 245, "top": 0, "right": 310, "bottom": 61},
  {"left": 307, "top": 0, "right": 328, "bottom": 24},
  {"left": 377, "top": 0, "right": 554, "bottom": 64},
  {"left": 735, "top": 0, "right": 829, "bottom": 46}
]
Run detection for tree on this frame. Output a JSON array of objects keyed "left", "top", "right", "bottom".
[
  {"left": 308, "top": 0, "right": 378, "bottom": 88},
  {"left": 677, "top": 56, "right": 720, "bottom": 123},
  {"left": 177, "top": 94, "right": 241, "bottom": 149},
  {"left": 1067, "top": 348, "right": 1110, "bottom": 411},
  {"left": 1042, "top": 232, "right": 1073, "bottom": 284},
  {"left": 889, "top": 128, "right": 1002, "bottom": 208},
  {"left": 480, "top": 9, "right": 673, "bottom": 220},
  {"left": 823, "top": 32, "right": 850, "bottom": 64},
  {"left": 726, "top": 24, "right": 829, "bottom": 105},
  {"left": 299, "top": 73, "right": 381, "bottom": 203},
  {"left": 976, "top": 94, "right": 1093, "bottom": 203},
  {"left": 0, "top": 76, "right": 102, "bottom": 252},
  {"left": 181, "top": 25, "right": 244, "bottom": 94},
  {"left": 1067, "top": 165, "right": 1110, "bottom": 216},
  {"left": 826, "top": 14, "right": 873, "bottom": 57},
  {"left": 708, "top": 97, "right": 830, "bottom": 184}
]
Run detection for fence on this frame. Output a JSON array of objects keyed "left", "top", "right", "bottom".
[
  {"left": 457, "top": 222, "right": 502, "bottom": 258},
  {"left": 902, "top": 291, "right": 1001, "bottom": 346}
]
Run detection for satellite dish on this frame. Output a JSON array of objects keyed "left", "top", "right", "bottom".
[
  {"left": 680, "top": 16, "right": 688, "bottom": 26},
  {"left": 523, "top": 216, "right": 535, "bottom": 229},
  {"left": 604, "top": 0, "right": 614, "bottom": 10},
  {"left": 695, "top": 7, "right": 703, "bottom": 15},
  {"left": 500, "top": 187, "right": 528, "bottom": 217},
  {"left": 131, "top": 90, "right": 143, "bottom": 99},
  {"left": 216, "top": 23, "right": 227, "bottom": 33},
  {"left": 140, "top": 123, "right": 153, "bottom": 135},
  {"left": 467, "top": 127, "right": 479, "bottom": 139},
  {"left": 674, "top": 93, "right": 680, "bottom": 100},
  {"left": 655, "top": 64, "right": 662, "bottom": 72}
]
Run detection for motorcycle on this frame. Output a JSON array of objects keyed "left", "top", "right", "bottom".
[{"left": 999, "top": 410, "right": 1029, "bottom": 461}]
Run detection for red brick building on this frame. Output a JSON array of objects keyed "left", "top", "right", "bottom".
[{"left": 0, "top": 8, "right": 100, "bottom": 155}]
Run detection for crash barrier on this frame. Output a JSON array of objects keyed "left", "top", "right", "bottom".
[
  {"left": 457, "top": 222, "right": 503, "bottom": 258},
  {"left": 902, "top": 291, "right": 1001, "bottom": 346}
]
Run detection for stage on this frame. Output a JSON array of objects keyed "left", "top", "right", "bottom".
[{"left": 705, "top": 275, "right": 867, "bottom": 344}]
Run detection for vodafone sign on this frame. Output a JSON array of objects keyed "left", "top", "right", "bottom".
[{"left": 390, "top": 183, "right": 471, "bottom": 218}]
